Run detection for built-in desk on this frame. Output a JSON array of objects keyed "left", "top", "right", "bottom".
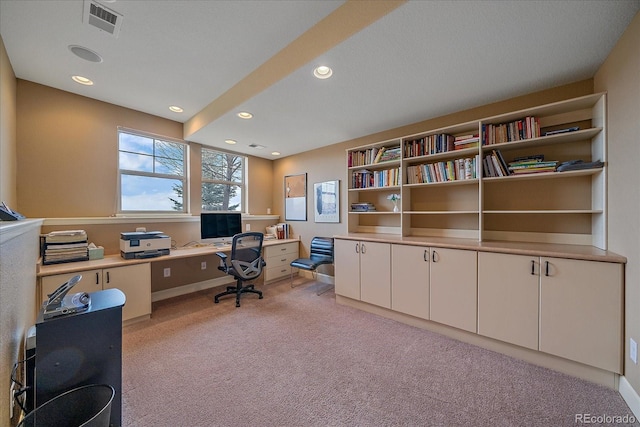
[{"left": 36, "top": 238, "right": 299, "bottom": 322}]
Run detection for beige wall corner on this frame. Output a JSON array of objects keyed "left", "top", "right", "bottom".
[
  {"left": 595, "top": 11, "right": 640, "bottom": 401},
  {"left": 0, "top": 35, "right": 17, "bottom": 207}
]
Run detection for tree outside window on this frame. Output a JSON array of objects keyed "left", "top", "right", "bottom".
[{"left": 202, "top": 148, "right": 245, "bottom": 212}]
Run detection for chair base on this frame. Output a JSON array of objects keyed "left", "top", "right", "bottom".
[
  {"left": 290, "top": 269, "right": 334, "bottom": 296},
  {"left": 214, "top": 281, "right": 263, "bottom": 307}
]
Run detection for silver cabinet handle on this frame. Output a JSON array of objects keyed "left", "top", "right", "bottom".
[
  {"left": 355, "top": 243, "right": 359, "bottom": 253},
  {"left": 361, "top": 243, "right": 366, "bottom": 254},
  {"left": 432, "top": 250, "right": 437, "bottom": 262}
]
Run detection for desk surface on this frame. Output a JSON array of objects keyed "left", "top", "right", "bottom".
[{"left": 37, "top": 238, "right": 299, "bottom": 277}]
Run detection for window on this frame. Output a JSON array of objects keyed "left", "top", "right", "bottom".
[
  {"left": 118, "top": 129, "right": 188, "bottom": 213},
  {"left": 201, "top": 148, "right": 245, "bottom": 212}
]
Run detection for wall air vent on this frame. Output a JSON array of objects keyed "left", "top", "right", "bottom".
[{"left": 83, "top": 0, "right": 123, "bottom": 38}]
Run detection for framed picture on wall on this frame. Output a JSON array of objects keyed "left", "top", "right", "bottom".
[
  {"left": 285, "top": 173, "right": 307, "bottom": 221},
  {"left": 314, "top": 180, "right": 340, "bottom": 223}
]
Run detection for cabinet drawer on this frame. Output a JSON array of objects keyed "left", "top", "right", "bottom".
[
  {"left": 266, "top": 252, "right": 297, "bottom": 269},
  {"left": 265, "top": 265, "right": 292, "bottom": 282},
  {"left": 265, "top": 242, "right": 298, "bottom": 257}
]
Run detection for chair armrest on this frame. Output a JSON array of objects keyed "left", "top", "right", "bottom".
[{"left": 216, "top": 251, "right": 229, "bottom": 272}]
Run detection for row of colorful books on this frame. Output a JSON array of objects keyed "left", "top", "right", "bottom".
[
  {"left": 351, "top": 167, "right": 400, "bottom": 189},
  {"left": 348, "top": 146, "right": 401, "bottom": 167},
  {"left": 406, "top": 156, "right": 480, "bottom": 184},
  {"left": 404, "top": 133, "right": 455, "bottom": 158},
  {"left": 482, "top": 116, "right": 540, "bottom": 146}
]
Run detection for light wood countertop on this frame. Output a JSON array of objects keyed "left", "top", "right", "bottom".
[{"left": 334, "top": 233, "right": 626, "bottom": 264}]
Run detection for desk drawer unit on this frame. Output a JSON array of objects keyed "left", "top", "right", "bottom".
[{"left": 264, "top": 241, "right": 299, "bottom": 283}]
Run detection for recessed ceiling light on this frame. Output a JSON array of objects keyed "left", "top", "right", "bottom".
[
  {"left": 237, "top": 111, "right": 253, "bottom": 119},
  {"left": 271, "top": 151, "right": 281, "bottom": 156},
  {"left": 72, "top": 75, "right": 94, "bottom": 85},
  {"left": 169, "top": 105, "right": 183, "bottom": 113},
  {"left": 225, "top": 139, "right": 237, "bottom": 145},
  {"left": 313, "top": 65, "right": 333, "bottom": 79},
  {"left": 68, "top": 45, "right": 103, "bottom": 63}
]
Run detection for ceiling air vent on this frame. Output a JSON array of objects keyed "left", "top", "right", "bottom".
[{"left": 83, "top": 0, "right": 123, "bottom": 38}]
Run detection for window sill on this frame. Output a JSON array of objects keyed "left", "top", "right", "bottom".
[{"left": 42, "top": 214, "right": 280, "bottom": 226}]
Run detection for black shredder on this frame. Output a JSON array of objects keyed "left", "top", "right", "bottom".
[{"left": 34, "top": 288, "right": 126, "bottom": 427}]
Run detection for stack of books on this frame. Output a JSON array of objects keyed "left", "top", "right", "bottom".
[
  {"left": 43, "top": 230, "right": 89, "bottom": 265},
  {"left": 508, "top": 155, "right": 558, "bottom": 175},
  {"left": 453, "top": 134, "right": 479, "bottom": 150},
  {"left": 351, "top": 202, "right": 376, "bottom": 212}
]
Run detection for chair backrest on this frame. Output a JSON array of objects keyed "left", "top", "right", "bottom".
[
  {"left": 310, "top": 237, "right": 334, "bottom": 263},
  {"left": 230, "top": 232, "right": 264, "bottom": 280}
]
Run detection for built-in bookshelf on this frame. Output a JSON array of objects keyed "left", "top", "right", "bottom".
[{"left": 345, "top": 93, "right": 607, "bottom": 249}]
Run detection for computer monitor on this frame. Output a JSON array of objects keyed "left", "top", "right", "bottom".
[{"left": 200, "top": 212, "right": 242, "bottom": 245}]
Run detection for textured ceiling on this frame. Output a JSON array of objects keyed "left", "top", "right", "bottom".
[{"left": 1, "top": 0, "right": 638, "bottom": 159}]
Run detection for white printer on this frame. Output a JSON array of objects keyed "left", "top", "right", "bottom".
[{"left": 120, "top": 231, "right": 171, "bottom": 259}]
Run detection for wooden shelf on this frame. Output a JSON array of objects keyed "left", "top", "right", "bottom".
[{"left": 346, "top": 93, "right": 607, "bottom": 249}]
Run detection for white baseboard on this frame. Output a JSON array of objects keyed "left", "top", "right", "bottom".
[
  {"left": 619, "top": 376, "right": 640, "bottom": 420},
  {"left": 151, "top": 276, "right": 234, "bottom": 302}
]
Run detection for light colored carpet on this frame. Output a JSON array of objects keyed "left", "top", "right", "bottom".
[{"left": 122, "top": 279, "right": 637, "bottom": 426}]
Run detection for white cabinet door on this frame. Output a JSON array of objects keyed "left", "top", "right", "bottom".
[
  {"left": 430, "top": 248, "right": 477, "bottom": 333},
  {"left": 41, "top": 269, "right": 103, "bottom": 304},
  {"left": 359, "top": 242, "right": 391, "bottom": 308},
  {"left": 103, "top": 263, "right": 151, "bottom": 322},
  {"left": 539, "top": 257, "right": 623, "bottom": 373},
  {"left": 392, "top": 244, "right": 429, "bottom": 319},
  {"left": 477, "top": 252, "right": 539, "bottom": 350},
  {"left": 334, "top": 239, "right": 361, "bottom": 300}
]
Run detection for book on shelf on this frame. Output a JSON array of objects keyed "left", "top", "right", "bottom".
[
  {"left": 556, "top": 159, "right": 604, "bottom": 172},
  {"left": 377, "top": 147, "right": 401, "bottom": 162},
  {"left": 492, "top": 149, "right": 510, "bottom": 176},
  {"left": 351, "top": 202, "right": 376, "bottom": 212},
  {"left": 453, "top": 134, "right": 480, "bottom": 150},
  {"left": 482, "top": 116, "right": 540, "bottom": 146},
  {"left": 544, "top": 126, "right": 580, "bottom": 136}
]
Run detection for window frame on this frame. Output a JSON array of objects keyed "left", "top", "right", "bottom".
[
  {"left": 201, "top": 147, "right": 247, "bottom": 213},
  {"left": 117, "top": 127, "right": 190, "bottom": 215}
]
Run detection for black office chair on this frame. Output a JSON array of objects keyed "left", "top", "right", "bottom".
[
  {"left": 214, "top": 232, "right": 266, "bottom": 307},
  {"left": 290, "top": 237, "right": 334, "bottom": 295}
]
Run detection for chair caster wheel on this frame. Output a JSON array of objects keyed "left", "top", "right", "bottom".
[
  {"left": 236, "top": 302, "right": 240, "bottom": 307},
  {"left": 214, "top": 298, "right": 219, "bottom": 304},
  {"left": 259, "top": 295, "right": 263, "bottom": 299}
]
